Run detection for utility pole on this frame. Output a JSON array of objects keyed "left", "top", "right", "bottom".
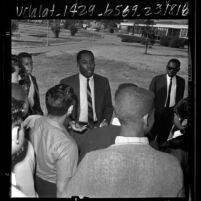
[{"left": 46, "top": 20, "right": 49, "bottom": 46}]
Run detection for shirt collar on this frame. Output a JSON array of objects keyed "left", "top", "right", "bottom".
[
  {"left": 115, "top": 136, "right": 149, "bottom": 145},
  {"left": 79, "top": 73, "right": 94, "bottom": 82},
  {"left": 45, "top": 117, "right": 67, "bottom": 134},
  {"left": 166, "top": 74, "right": 176, "bottom": 81}
]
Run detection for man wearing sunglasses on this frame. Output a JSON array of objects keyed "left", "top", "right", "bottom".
[{"left": 149, "top": 58, "right": 185, "bottom": 145}]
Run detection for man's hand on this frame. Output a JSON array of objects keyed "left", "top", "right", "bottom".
[
  {"left": 69, "top": 121, "right": 88, "bottom": 133},
  {"left": 99, "top": 119, "right": 108, "bottom": 127}
]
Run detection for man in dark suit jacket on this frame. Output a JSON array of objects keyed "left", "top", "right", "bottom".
[
  {"left": 149, "top": 58, "right": 185, "bottom": 145},
  {"left": 18, "top": 52, "right": 43, "bottom": 116},
  {"left": 60, "top": 50, "right": 113, "bottom": 129}
]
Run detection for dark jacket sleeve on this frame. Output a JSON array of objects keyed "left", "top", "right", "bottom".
[
  {"left": 176, "top": 76, "right": 185, "bottom": 103},
  {"left": 31, "top": 76, "right": 43, "bottom": 115},
  {"left": 149, "top": 76, "right": 156, "bottom": 94},
  {"left": 102, "top": 78, "right": 113, "bottom": 124},
  {"left": 180, "top": 77, "right": 185, "bottom": 99}
]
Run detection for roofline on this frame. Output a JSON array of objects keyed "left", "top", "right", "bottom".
[{"left": 120, "top": 22, "right": 188, "bottom": 29}]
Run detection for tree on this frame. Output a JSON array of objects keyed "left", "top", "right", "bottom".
[
  {"left": 141, "top": 20, "right": 155, "bottom": 54},
  {"left": 63, "top": 20, "right": 82, "bottom": 36},
  {"left": 132, "top": 19, "right": 144, "bottom": 35},
  {"left": 100, "top": 20, "right": 121, "bottom": 33},
  {"left": 50, "top": 20, "right": 61, "bottom": 38},
  {"left": 11, "top": 20, "right": 18, "bottom": 35}
]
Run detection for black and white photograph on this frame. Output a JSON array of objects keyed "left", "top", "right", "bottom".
[{"left": 4, "top": 0, "right": 196, "bottom": 199}]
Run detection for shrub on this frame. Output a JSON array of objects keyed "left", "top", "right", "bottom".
[
  {"left": 141, "top": 37, "right": 155, "bottom": 46},
  {"left": 160, "top": 36, "right": 172, "bottom": 47},
  {"left": 120, "top": 35, "right": 141, "bottom": 43},
  {"left": 51, "top": 22, "right": 61, "bottom": 38},
  {"left": 70, "top": 25, "right": 78, "bottom": 36},
  {"left": 183, "top": 38, "right": 189, "bottom": 46},
  {"left": 169, "top": 37, "right": 186, "bottom": 48},
  {"left": 109, "top": 28, "right": 114, "bottom": 33},
  {"left": 160, "top": 36, "right": 188, "bottom": 48},
  {"left": 11, "top": 20, "right": 18, "bottom": 34}
]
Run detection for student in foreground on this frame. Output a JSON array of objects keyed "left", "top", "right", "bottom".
[
  {"left": 29, "top": 84, "right": 78, "bottom": 197},
  {"left": 66, "top": 84, "right": 184, "bottom": 198}
]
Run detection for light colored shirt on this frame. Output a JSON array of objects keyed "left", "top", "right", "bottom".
[
  {"left": 28, "top": 75, "right": 35, "bottom": 108},
  {"left": 79, "top": 73, "right": 97, "bottom": 122},
  {"left": 13, "top": 140, "right": 37, "bottom": 197},
  {"left": 29, "top": 116, "right": 78, "bottom": 183},
  {"left": 114, "top": 136, "right": 149, "bottom": 145},
  {"left": 23, "top": 115, "right": 42, "bottom": 129},
  {"left": 111, "top": 117, "right": 121, "bottom": 126},
  {"left": 165, "top": 74, "right": 176, "bottom": 107},
  {"left": 11, "top": 173, "right": 26, "bottom": 197},
  {"left": 167, "top": 126, "right": 183, "bottom": 141}
]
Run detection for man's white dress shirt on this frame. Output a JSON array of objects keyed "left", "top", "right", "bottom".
[{"left": 79, "top": 73, "right": 97, "bottom": 122}]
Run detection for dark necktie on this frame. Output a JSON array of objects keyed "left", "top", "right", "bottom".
[
  {"left": 166, "top": 77, "right": 172, "bottom": 108},
  {"left": 87, "top": 78, "right": 94, "bottom": 125}
]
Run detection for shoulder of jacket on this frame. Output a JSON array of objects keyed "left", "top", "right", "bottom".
[
  {"left": 60, "top": 74, "right": 78, "bottom": 82},
  {"left": 94, "top": 73, "right": 109, "bottom": 82},
  {"left": 176, "top": 75, "right": 185, "bottom": 81}
]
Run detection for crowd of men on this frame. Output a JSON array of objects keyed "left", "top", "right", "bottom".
[{"left": 11, "top": 50, "right": 190, "bottom": 198}]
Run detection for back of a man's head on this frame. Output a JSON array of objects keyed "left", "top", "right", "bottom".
[
  {"left": 45, "top": 84, "right": 76, "bottom": 117},
  {"left": 114, "top": 84, "right": 154, "bottom": 127}
]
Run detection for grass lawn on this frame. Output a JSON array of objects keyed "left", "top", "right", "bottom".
[
  {"left": 12, "top": 22, "right": 189, "bottom": 115},
  {"left": 32, "top": 51, "right": 188, "bottom": 115}
]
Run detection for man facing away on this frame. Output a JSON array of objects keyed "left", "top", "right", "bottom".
[
  {"left": 29, "top": 84, "right": 78, "bottom": 197},
  {"left": 60, "top": 50, "right": 113, "bottom": 129},
  {"left": 149, "top": 58, "right": 185, "bottom": 145},
  {"left": 65, "top": 84, "right": 184, "bottom": 198}
]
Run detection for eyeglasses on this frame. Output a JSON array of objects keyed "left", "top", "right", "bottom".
[{"left": 167, "top": 66, "right": 179, "bottom": 71}]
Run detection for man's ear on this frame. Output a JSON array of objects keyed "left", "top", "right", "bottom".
[
  {"left": 142, "top": 113, "right": 149, "bottom": 129},
  {"left": 181, "top": 118, "right": 187, "bottom": 127},
  {"left": 67, "top": 105, "right": 74, "bottom": 116}
]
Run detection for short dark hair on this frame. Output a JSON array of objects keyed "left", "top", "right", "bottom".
[
  {"left": 167, "top": 58, "right": 181, "bottom": 68},
  {"left": 115, "top": 83, "right": 138, "bottom": 99},
  {"left": 46, "top": 84, "right": 76, "bottom": 116},
  {"left": 18, "top": 52, "right": 32, "bottom": 68},
  {"left": 115, "top": 84, "right": 154, "bottom": 125},
  {"left": 77, "top": 50, "right": 94, "bottom": 63},
  {"left": 174, "top": 98, "right": 189, "bottom": 120},
  {"left": 12, "top": 97, "right": 25, "bottom": 124},
  {"left": 18, "top": 52, "right": 32, "bottom": 60},
  {"left": 11, "top": 55, "right": 19, "bottom": 73}
]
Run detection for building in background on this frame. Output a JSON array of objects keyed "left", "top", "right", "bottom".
[{"left": 119, "top": 20, "right": 188, "bottom": 40}]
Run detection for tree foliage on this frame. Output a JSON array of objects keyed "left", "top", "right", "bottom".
[
  {"left": 50, "top": 20, "right": 61, "bottom": 38},
  {"left": 11, "top": 20, "right": 18, "bottom": 34},
  {"left": 140, "top": 19, "right": 155, "bottom": 54}
]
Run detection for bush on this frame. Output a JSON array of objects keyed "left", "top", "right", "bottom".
[
  {"left": 183, "top": 38, "right": 188, "bottom": 46},
  {"left": 70, "top": 25, "right": 78, "bottom": 36},
  {"left": 109, "top": 28, "right": 114, "bottom": 33},
  {"left": 51, "top": 22, "right": 61, "bottom": 38},
  {"left": 169, "top": 37, "right": 186, "bottom": 48},
  {"left": 160, "top": 36, "right": 172, "bottom": 47},
  {"left": 141, "top": 37, "right": 155, "bottom": 46},
  {"left": 160, "top": 36, "right": 188, "bottom": 48},
  {"left": 11, "top": 20, "right": 18, "bottom": 34},
  {"left": 119, "top": 35, "right": 141, "bottom": 43}
]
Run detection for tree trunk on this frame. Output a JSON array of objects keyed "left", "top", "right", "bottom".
[{"left": 145, "top": 37, "right": 148, "bottom": 54}]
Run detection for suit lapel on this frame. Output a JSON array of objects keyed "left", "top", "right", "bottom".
[
  {"left": 163, "top": 74, "right": 167, "bottom": 95},
  {"left": 175, "top": 76, "right": 180, "bottom": 102},
  {"left": 75, "top": 74, "right": 80, "bottom": 117},
  {"left": 94, "top": 74, "right": 98, "bottom": 114}
]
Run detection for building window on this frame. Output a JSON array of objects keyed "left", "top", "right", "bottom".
[{"left": 180, "top": 29, "right": 188, "bottom": 38}]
